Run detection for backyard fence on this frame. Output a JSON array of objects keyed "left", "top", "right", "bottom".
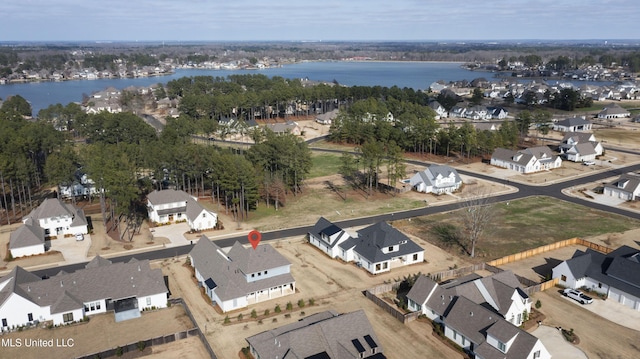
[
  {"left": 77, "top": 298, "right": 217, "bottom": 359},
  {"left": 364, "top": 285, "right": 421, "bottom": 324}
]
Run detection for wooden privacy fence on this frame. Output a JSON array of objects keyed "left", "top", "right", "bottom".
[
  {"left": 364, "top": 285, "right": 421, "bottom": 324},
  {"left": 487, "top": 238, "right": 613, "bottom": 267},
  {"left": 523, "top": 278, "right": 559, "bottom": 296}
]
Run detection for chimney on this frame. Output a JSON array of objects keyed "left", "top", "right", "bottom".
[{"left": 60, "top": 280, "right": 63, "bottom": 287}]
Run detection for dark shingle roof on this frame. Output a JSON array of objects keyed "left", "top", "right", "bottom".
[{"left": 351, "top": 222, "right": 424, "bottom": 263}]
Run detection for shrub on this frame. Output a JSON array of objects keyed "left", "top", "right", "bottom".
[
  {"left": 224, "top": 316, "right": 230, "bottom": 324},
  {"left": 284, "top": 314, "right": 291, "bottom": 318},
  {"left": 251, "top": 309, "right": 257, "bottom": 319},
  {"left": 535, "top": 299, "right": 542, "bottom": 309},
  {"left": 264, "top": 309, "right": 270, "bottom": 316},
  {"left": 308, "top": 298, "right": 315, "bottom": 306},
  {"left": 237, "top": 313, "right": 243, "bottom": 321},
  {"left": 137, "top": 341, "right": 146, "bottom": 352},
  {"left": 297, "top": 299, "right": 305, "bottom": 308},
  {"left": 275, "top": 304, "right": 281, "bottom": 313},
  {"left": 286, "top": 302, "right": 293, "bottom": 311},
  {"left": 116, "top": 346, "right": 124, "bottom": 357}
]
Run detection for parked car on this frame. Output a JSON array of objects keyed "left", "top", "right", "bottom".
[
  {"left": 582, "top": 160, "right": 596, "bottom": 166},
  {"left": 75, "top": 233, "right": 84, "bottom": 241},
  {"left": 563, "top": 288, "right": 593, "bottom": 304}
]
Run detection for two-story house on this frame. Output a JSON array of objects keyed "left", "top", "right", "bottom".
[
  {"left": 409, "top": 164, "right": 463, "bottom": 195},
  {"left": 22, "top": 198, "right": 88, "bottom": 238},
  {"left": 308, "top": 217, "right": 354, "bottom": 258},
  {"left": 559, "top": 132, "right": 603, "bottom": 163},
  {"left": 189, "top": 236, "right": 296, "bottom": 313},
  {"left": 147, "top": 189, "right": 217, "bottom": 231}
]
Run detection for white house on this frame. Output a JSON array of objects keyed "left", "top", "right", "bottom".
[
  {"left": 9, "top": 219, "right": 45, "bottom": 258},
  {"left": 0, "top": 256, "right": 168, "bottom": 330},
  {"left": 22, "top": 198, "right": 88, "bottom": 238},
  {"left": 428, "top": 101, "right": 448, "bottom": 119},
  {"left": 597, "top": 103, "right": 630, "bottom": 119},
  {"left": 409, "top": 164, "right": 462, "bottom": 195},
  {"left": 603, "top": 173, "right": 640, "bottom": 201},
  {"left": 406, "top": 272, "right": 549, "bottom": 359},
  {"left": 491, "top": 146, "right": 562, "bottom": 174},
  {"left": 338, "top": 221, "right": 424, "bottom": 275},
  {"left": 559, "top": 132, "right": 603, "bottom": 163},
  {"left": 147, "top": 189, "right": 217, "bottom": 231},
  {"left": 308, "top": 217, "right": 354, "bottom": 258},
  {"left": 552, "top": 117, "right": 592, "bottom": 132},
  {"left": 552, "top": 245, "right": 640, "bottom": 310},
  {"left": 189, "top": 237, "right": 295, "bottom": 313}
]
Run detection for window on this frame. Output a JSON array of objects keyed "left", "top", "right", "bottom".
[
  {"left": 63, "top": 313, "right": 74, "bottom": 323},
  {"left": 533, "top": 350, "right": 541, "bottom": 359},
  {"left": 497, "top": 341, "right": 506, "bottom": 352},
  {"left": 517, "top": 313, "right": 522, "bottom": 324},
  {"left": 598, "top": 282, "right": 602, "bottom": 288},
  {"left": 561, "top": 275, "right": 567, "bottom": 282},
  {"left": 28, "top": 313, "right": 33, "bottom": 322},
  {"left": 202, "top": 213, "right": 206, "bottom": 218},
  {"left": 1, "top": 318, "right": 6, "bottom": 327},
  {"left": 453, "top": 330, "right": 457, "bottom": 340},
  {"left": 264, "top": 271, "right": 268, "bottom": 275},
  {"left": 388, "top": 246, "right": 394, "bottom": 252},
  {"left": 413, "top": 253, "right": 418, "bottom": 261},
  {"left": 251, "top": 273, "right": 255, "bottom": 278},
  {"left": 146, "top": 297, "right": 152, "bottom": 306}
]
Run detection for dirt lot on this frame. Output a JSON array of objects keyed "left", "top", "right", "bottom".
[
  {"left": 0, "top": 304, "right": 195, "bottom": 358},
  {"left": 163, "top": 235, "right": 473, "bottom": 359}
]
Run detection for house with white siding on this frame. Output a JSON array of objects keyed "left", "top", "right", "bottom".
[
  {"left": 552, "top": 245, "right": 640, "bottom": 311},
  {"left": 189, "top": 236, "right": 295, "bottom": 313},
  {"left": 406, "top": 272, "right": 549, "bottom": 359},
  {"left": 0, "top": 256, "right": 168, "bottom": 330},
  {"left": 308, "top": 217, "right": 354, "bottom": 259},
  {"left": 552, "top": 117, "right": 592, "bottom": 132},
  {"left": 409, "top": 165, "right": 462, "bottom": 195},
  {"left": 147, "top": 189, "right": 217, "bottom": 231},
  {"left": 491, "top": 146, "right": 562, "bottom": 174},
  {"left": 559, "top": 132, "right": 603, "bottom": 163},
  {"left": 22, "top": 198, "right": 88, "bottom": 238},
  {"left": 603, "top": 173, "right": 640, "bottom": 201},
  {"left": 9, "top": 219, "right": 45, "bottom": 258}
]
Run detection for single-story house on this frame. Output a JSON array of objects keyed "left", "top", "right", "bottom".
[
  {"left": 603, "top": 173, "right": 640, "bottom": 201},
  {"left": 409, "top": 164, "right": 462, "bottom": 195},
  {"left": 189, "top": 236, "right": 295, "bottom": 313},
  {"left": 246, "top": 310, "right": 386, "bottom": 359},
  {"left": 22, "top": 198, "right": 88, "bottom": 238},
  {"left": 597, "top": 103, "right": 630, "bottom": 119},
  {"left": 491, "top": 146, "right": 562, "bottom": 173},
  {"left": 0, "top": 256, "right": 168, "bottom": 330},
  {"left": 553, "top": 245, "right": 640, "bottom": 310},
  {"left": 265, "top": 121, "right": 301, "bottom": 136},
  {"left": 553, "top": 117, "right": 592, "bottom": 132},
  {"left": 147, "top": 189, "right": 217, "bottom": 231}
]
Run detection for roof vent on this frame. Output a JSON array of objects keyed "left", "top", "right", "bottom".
[
  {"left": 27, "top": 285, "right": 30, "bottom": 292},
  {"left": 470, "top": 312, "right": 473, "bottom": 317},
  {"left": 60, "top": 280, "right": 63, "bottom": 287}
]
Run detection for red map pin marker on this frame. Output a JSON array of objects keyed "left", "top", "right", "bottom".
[{"left": 248, "top": 230, "right": 262, "bottom": 250}]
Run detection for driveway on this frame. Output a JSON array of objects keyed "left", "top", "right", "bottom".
[
  {"left": 531, "top": 325, "right": 587, "bottom": 359},
  {"left": 559, "top": 291, "right": 640, "bottom": 331},
  {"left": 48, "top": 234, "right": 91, "bottom": 263},
  {"left": 150, "top": 222, "right": 191, "bottom": 247}
]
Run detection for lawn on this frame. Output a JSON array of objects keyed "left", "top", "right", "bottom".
[
  {"left": 308, "top": 153, "right": 343, "bottom": 179},
  {"left": 393, "top": 196, "right": 640, "bottom": 261}
]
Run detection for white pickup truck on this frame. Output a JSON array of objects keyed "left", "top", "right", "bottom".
[{"left": 563, "top": 288, "right": 593, "bottom": 304}]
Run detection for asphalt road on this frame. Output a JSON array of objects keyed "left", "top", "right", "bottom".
[{"left": 32, "top": 137, "right": 640, "bottom": 278}]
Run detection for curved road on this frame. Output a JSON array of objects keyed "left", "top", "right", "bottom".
[{"left": 32, "top": 137, "right": 640, "bottom": 278}]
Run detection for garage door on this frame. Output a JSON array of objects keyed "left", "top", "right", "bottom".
[
  {"left": 608, "top": 289, "right": 622, "bottom": 303},
  {"left": 621, "top": 293, "right": 639, "bottom": 310}
]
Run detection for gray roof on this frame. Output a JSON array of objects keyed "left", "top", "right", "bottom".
[
  {"left": 562, "top": 245, "right": 640, "bottom": 298},
  {"left": 604, "top": 173, "right": 640, "bottom": 194},
  {"left": 246, "top": 310, "right": 385, "bottom": 359},
  {"left": 444, "top": 296, "right": 499, "bottom": 344},
  {"left": 599, "top": 103, "right": 630, "bottom": 116},
  {"left": 491, "top": 148, "right": 533, "bottom": 166},
  {"left": 147, "top": 189, "right": 192, "bottom": 206},
  {"left": 9, "top": 219, "right": 45, "bottom": 249},
  {"left": 556, "top": 117, "right": 591, "bottom": 127},
  {"left": 0, "top": 257, "right": 167, "bottom": 312},
  {"left": 573, "top": 142, "right": 597, "bottom": 156},
  {"left": 406, "top": 275, "right": 438, "bottom": 305},
  {"left": 189, "top": 236, "right": 294, "bottom": 302},
  {"left": 475, "top": 319, "right": 540, "bottom": 359},
  {"left": 23, "top": 198, "right": 87, "bottom": 227},
  {"left": 185, "top": 199, "right": 209, "bottom": 222},
  {"left": 342, "top": 222, "right": 424, "bottom": 264},
  {"left": 0, "top": 267, "right": 42, "bottom": 306},
  {"left": 410, "top": 165, "right": 462, "bottom": 190},
  {"left": 561, "top": 131, "right": 595, "bottom": 144}
]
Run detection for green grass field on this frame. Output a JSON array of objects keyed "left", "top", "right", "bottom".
[
  {"left": 308, "top": 153, "right": 344, "bottom": 179},
  {"left": 395, "top": 196, "right": 640, "bottom": 261}
]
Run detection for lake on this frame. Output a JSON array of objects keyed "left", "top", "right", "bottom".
[
  {"left": 0, "top": 62, "right": 477, "bottom": 114},
  {"left": 0, "top": 61, "right": 614, "bottom": 115}
]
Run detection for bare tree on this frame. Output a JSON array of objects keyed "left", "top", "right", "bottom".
[{"left": 459, "top": 191, "right": 496, "bottom": 258}]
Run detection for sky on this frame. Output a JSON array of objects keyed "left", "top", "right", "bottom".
[{"left": 2, "top": 0, "right": 640, "bottom": 42}]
